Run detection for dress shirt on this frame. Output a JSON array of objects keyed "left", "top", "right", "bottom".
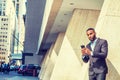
[{"left": 90, "top": 38, "right": 98, "bottom": 56}]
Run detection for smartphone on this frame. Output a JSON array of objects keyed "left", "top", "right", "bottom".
[{"left": 81, "top": 45, "right": 85, "bottom": 48}]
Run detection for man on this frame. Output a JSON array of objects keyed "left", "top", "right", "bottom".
[{"left": 81, "top": 28, "right": 108, "bottom": 80}]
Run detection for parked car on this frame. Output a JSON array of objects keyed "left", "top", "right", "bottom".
[
  {"left": 34, "top": 65, "right": 41, "bottom": 76},
  {"left": 21, "top": 64, "right": 40, "bottom": 76},
  {"left": 10, "top": 65, "right": 15, "bottom": 71},
  {"left": 22, "top": 64, "right": 36, "bottom": 76},
  {"left": 14, "top": 65, "right": 19, "bottom": 71},
  {"left": 17, "top": 65, "right": 27, "bottom": 74}
]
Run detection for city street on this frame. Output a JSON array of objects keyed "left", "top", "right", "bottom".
[{"left": 0, "top": 71, "right": 39, "bottom": 80}]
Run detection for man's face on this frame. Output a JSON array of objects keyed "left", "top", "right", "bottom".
[{"left": 86, "top": 30, "right": 96, "bottom": 41}]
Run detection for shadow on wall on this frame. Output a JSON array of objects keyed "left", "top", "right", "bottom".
[{"left": 106, "top": 59, "right": 120, "bottom": 80}]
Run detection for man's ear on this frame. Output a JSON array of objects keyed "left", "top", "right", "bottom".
[{"left": 94, "top": 32, "right": 96, "bottom": 36}]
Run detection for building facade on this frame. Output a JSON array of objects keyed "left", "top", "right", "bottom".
[
  {"left": 0, "top": 0, "right": 16, "bottom": 63},
  {"left": 0, "top": 0, "right": 26, "bottom": 64}
]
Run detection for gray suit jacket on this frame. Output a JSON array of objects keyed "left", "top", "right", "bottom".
[{"left": 83, "top": 38, "right": 108, "bottom": 75}]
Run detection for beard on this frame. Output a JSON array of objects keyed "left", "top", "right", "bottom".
[{"left": 89, "top": 36, "right": 96, "bottom": 41}]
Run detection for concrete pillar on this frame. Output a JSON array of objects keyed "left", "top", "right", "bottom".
[
  {"left": 50, "top": 9, "right": 100, "bottom": 80},
  {"left": 39, "top": 33, "right": 65, "bottom": 80},
  {"left": 39, "top": 44, "right": 54, "bottom": 80},
  {"left": 95, "top": 0, "right": 120, "bottom": 79}
]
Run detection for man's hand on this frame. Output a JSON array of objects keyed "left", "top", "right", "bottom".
[
  {"left": 81, "top": 48, "right": 91, "bottom": 55},
  {"left": 85, "top": 48, "right": 91, "bottom": 55},
  {"left": 81, "top": 48, "right": 86, "bottom": 55}
]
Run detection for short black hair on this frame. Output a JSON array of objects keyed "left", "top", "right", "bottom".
[{"left": 86, "top": 28, "right": 95, "bottom": 32}]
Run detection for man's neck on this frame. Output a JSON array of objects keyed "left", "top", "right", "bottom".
[{"left": 91, "top": 37, "right": 97, "bottom": 43}]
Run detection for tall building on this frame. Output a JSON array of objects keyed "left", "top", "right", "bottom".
[
  {"left": 12, "top": 0, "right": 26, "bottom": 54},
  {"left": 0, "top": 16, "right": 9, "bottom": 63},
  {"left": 0, "top": 0, "right": 6, "bottom": 16},
  {"left": 24, "top": 0, "right": 45, "bottom": 64},
  {"left": 0, "top": 0, "right": 16, "bottom": 63}
]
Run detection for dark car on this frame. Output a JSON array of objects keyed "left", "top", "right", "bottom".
[
  {"left": 22, "top": 64, "right": 35, "bottom": 76},
  {"left": 17, "top": 65, "right": 27, "bottom": 74},
  {"left": 34, "top": 65, "right": 41, "bottom": 76},
  {"left": 22, "top": 64, "right": 40, "bottom": 76}
]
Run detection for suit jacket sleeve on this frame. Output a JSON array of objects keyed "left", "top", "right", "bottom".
[{"left": 92, "top": 40, "right": 108, "bottom": 59}]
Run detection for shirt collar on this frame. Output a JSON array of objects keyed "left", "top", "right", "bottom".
[{"left": 91, "top": 38, "right": 98, "bottom": 44}]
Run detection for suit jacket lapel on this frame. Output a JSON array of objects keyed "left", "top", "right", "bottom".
[{"left": 87, "top": 43, "right": 92, "bottom": 51}]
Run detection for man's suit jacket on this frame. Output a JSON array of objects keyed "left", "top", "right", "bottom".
[{"left": 83, "top": 38, "right": 108, "bottom": 75}]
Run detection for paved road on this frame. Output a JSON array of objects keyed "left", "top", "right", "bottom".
[{"left": 0, "top": 71, "right": 39, "bottom": 80}]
